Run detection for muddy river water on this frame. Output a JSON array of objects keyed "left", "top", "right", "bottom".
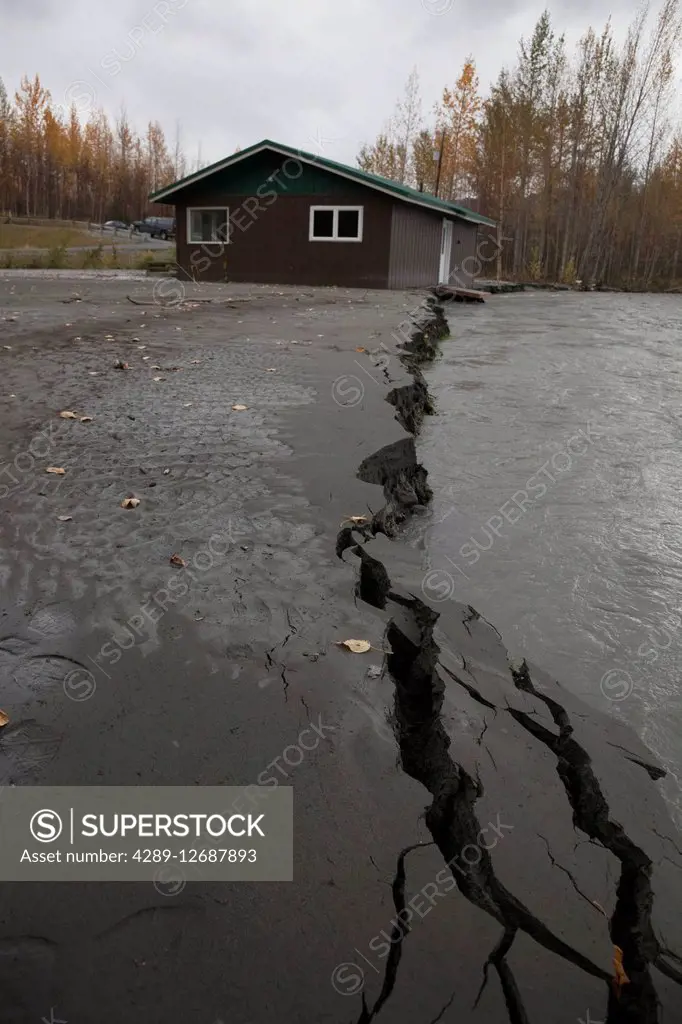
[{"left": 417, "top": 291, "right": 682, "bottom": 822}]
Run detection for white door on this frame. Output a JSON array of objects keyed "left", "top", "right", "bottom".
[{"left": 439, "top": 219, "right": 453, "bottom": 284}]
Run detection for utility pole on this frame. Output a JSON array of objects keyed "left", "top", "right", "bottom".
[
  {"left": 433, "top": 128, "right": 446, "bottom": 198},
  {"left": 497, "top": 117, "right": 505, "bottom": 281}
]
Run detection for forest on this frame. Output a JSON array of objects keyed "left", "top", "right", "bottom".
[
  {"left": 0, "top": 74, "right": 178, "bottom": 226},
  {"left": 359, "top": 2, "right": 682, "bottom": 289},
  {"left": 1, "top": 1, "right": 681, "bottom": 287}
]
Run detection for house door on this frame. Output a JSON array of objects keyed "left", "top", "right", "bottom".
[{"left": 439, "top": 219, "right": 453, "bottom": 284}]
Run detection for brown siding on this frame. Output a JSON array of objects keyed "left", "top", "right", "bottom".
[
  {"left": 387, "top": 204, "right": 441, "bottom": 288},
  {"left": 174, "top": 182, "right": 393, "bottom": 288},
  {"left": 449, "top": 220, "right": 479, "bottom": 288}
]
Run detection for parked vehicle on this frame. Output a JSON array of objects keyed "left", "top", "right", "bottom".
[{"left": 132, "top": 216, "right": 175, "bottom": 240}]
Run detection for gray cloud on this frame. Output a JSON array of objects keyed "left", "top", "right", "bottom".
[{"left": 0, "top": 0, "right": 659, "bottom": 169}]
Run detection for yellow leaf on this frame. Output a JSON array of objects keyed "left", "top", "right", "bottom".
[
  {"left": 57, "top": 515, "right": 73, "bottom": 522},
  {"left": 80, "top": 416, "right": 93, "bottom": 423},
  {"left": 0, "top": 709, "right": 9, "bottom": 727},
  {"left": 60, "top": 410, "right": 78, "bottom": 419},
  {"left": 170, "top": 553, "right": 187, "bottom": 568},
  {"left": 336, "top": 639, "right": 372, "bottom": 654},
  {"left": 232, "top": 404, "right": 248, "bottom": 411},
  {"left": 121, "top": 496, "right": 141, "bottom": 509},
  {"left": 613, "top": 945, "right": 630, "bottom": 995},
  {"left": 46, "top": 467, "right": 66, "bottom": 475}
]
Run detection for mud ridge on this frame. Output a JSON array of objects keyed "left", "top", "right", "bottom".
[{"left": 338, "top": 300, "right": 448, "bottom": 548}]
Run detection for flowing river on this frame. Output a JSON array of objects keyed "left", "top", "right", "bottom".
[{"left": 415, "top": 290, "right": 682, "bottom": 823}]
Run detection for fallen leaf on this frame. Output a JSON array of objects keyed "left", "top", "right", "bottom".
[
  {"left": 170, "top": 553, "right": 187, "bottom": 568},
  {"left": 191, "top": 360, "right": 201, "bottom": 364},
  {"left": 152, "top": 377, "right": 165, "bottom": 382},
  {"left": 265, "top": 367, "right": 277, "bottom": 372},
  {"left": 142, "top": 355, "right": 150, "bottom": 361},
  {"left": 88, "top": 371, "right": 99, "bottom": 375},
  {"left": 613, "top": 946, "right": 630, "bottom": 995},
  {"left": 3, "top": 345, "right": 11, "bottom": 350},
  {"left": 232, "top": 404, "right": 248, "bottom": 411},
  {"left": 150, "top": 365, "right": 162, "bottom": 370},
  {"left": 121, "top": 496, "right": 141, "bottom": 509},
  {"left": 336, "top": 639, "right": 372, "bottom": 654},
  {"left": 0, "top": 709, "right": 9, "bottom": 728},
  {"left": 46, "top": 467, "right": 66, "bottom": 475},
  {"left": 80, "top": 416, "right": 93, "bottom": 423},
  {"left": 114, "top": 360, "right": 129, "bottom": 370},
  {"left": 57, "top": 515, "right": 73, "bottom": 522},
  {"left": 183, "top": 403, "right": 192, "bottom": 408},
  {"left": 163, "top": 468, "right": 170, "bottom": 475},
  {"left": 60, "top": 410, "right": 78, "bottom": 419},
  {"left": 343, "top": 515, "right": 370, "bottom": 526},
  {"left": 356, "top": 347, "right": 366, "bottom": 353}
]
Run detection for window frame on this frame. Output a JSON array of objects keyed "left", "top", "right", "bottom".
[
  {"left": 309, "top": 205, "right": 364, "bottom": 243},
  {"left": 186, "top": 206, "right": 231, "bottom": 246}
]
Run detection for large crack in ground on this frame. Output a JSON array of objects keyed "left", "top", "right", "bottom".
[{"left": 335, "top": 295, "right": 681, "bottom": 1024}]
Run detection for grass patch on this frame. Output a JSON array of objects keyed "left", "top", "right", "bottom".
[
  {"left": 0, "top": 246, "right": 176, "bottom": 271},
  {"left": 0, "top": 224, "right": 97, "bottom": 248}
]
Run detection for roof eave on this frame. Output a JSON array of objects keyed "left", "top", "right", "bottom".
[{"left": 148, "top": 140, "right": 496, "bottom": 227}]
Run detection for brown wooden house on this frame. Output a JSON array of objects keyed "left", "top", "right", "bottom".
[{"left": 149, "top": 139, "right": 496, "bottom": 290}]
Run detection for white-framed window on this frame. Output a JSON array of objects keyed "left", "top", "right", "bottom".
[
  {"left": 309, "top": 206, "right": 363, "bottom": 242},
  {"left": 187, "top": 207, "right": 230, "bottom": 244}
]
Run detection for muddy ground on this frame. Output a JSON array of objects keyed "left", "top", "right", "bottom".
[{"left": 0, "top": 276, "right": 680, "bottom": 1024}]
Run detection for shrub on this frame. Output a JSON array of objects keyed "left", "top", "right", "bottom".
[
  {"left": 562, "top": 257, "right": 577, "bottom": 286},
  {"left": 47, "top": 243, "right": 68, "bottom": 268},
  {"left": 105, "top": 244, "right": 121, "bottom": 269},
  {"left": 526, "top": 246, "right": 543, "bottom": 281},
  {"left": 81, "top": 244, "right": 104, "bottom": 269}
]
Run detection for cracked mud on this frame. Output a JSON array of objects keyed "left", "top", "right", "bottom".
[
  {"left": 0, "top": 278, "right": 680, "bottom": 1023},
  {"left": 337, "top": 301, "right": 682, "bottom": 1024}
]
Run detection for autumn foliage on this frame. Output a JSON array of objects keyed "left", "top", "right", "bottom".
[
  {"left": 0, "top": 74, "right": 179, "bottom": 223},
  {"left": 358, "top": 2, "right": 682, "bottom": 289}
]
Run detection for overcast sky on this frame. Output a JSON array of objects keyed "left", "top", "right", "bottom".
[{"left": 0, "top": 0, "right": 664, "bottom": 169}]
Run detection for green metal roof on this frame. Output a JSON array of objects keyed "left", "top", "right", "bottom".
[{"left": 149, "top": 138, "right": 496, "bottom": 228}]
